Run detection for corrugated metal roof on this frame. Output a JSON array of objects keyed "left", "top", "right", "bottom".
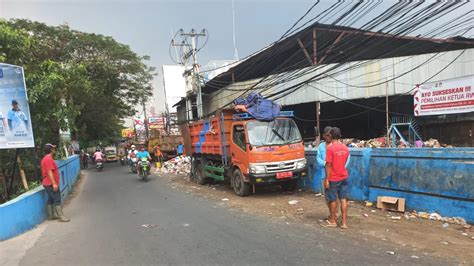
[{"left": 202, "top": 23, "right": 474, "bottom": 94}]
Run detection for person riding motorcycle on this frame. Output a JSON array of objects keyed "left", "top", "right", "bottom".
[
  {"left": 127, "top": 145, "right": 137, "bottom": 166},
  {"left": 136, "top": 146, "right": 152, "bottom": 175},
  {"left": 93, "top": 148, "right": 104, "bottom": 164}
]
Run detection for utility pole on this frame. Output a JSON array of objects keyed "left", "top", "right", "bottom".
[
  {"left": 143, "top": 101, "right": 149, "bottom": 141},
  {"left": 171, "top": 29, "right": 208, "bottom": 119}
]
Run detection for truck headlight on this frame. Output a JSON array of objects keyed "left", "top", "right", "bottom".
[
  {"left": 296, "top": 158, "right": 307, "bottom": 169},
  {"left": 249, "top": 164, "right": 266, "bottom": 174}
]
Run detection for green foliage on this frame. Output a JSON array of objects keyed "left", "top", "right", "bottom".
[
  {"left": 0, "top": 19, "right": 154, "bottom": 145},
  {"left": 0, "top": 19, "right": 154, "bottom": 201}
]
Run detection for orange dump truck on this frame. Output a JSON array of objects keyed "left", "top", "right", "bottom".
[{"left": 185, "top": 109, "right": 307, "bottom": 196}]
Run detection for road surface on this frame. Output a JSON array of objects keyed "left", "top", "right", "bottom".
[{"left": 8, "top": 163, "right": 443, "bottom": 265}]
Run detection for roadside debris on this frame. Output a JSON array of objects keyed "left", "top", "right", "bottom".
[
  {"left": 391, "top": 216, "right": 401, "bottom": 220},
  {"left": 161, "top": 156, "right": 191, "bottom": 175},
  {"left": 222, "top": 198, "right": 229, "bottom": 201},
  {"left": 386, "top": 251, "right": 395, "bottom": 255},
  {"left": 411, "top": 211, "right": 468, "bottom": 225},
  {"left": 429, "top": 212, "right": 443, "bottom": 221},
  {"left": 377, "top": 196, "right": 405, "bottom": 212},
  {"left": 442, "top": 223, "right": 449, "bottom": 229},
  {"left": 363, "top": 213, "right": 369, "bottom": 217},
  {"left": 288, "top": 200, "right": 299, "bottom": 205},
  {"left": 141, "top": 224, "right": 158, "bottom": 229},
  {"left": 411, "top": 255, "right": 419, "bottom": 259},
  {"left": 365, "top": 201, "right": 373, "bottom": 207},
  {"left": 440, "top": 241, "right": 449, "bottom": 245}
]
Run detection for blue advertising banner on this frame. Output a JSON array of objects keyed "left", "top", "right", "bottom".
[{"left": 0, "top": 63, "right": 35, "bottom": 149}]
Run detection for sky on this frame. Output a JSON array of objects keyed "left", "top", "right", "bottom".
[
  {"left": 1, "top": 0, "right": 472, "bottom": 117},
  {"left": 0, "top": 0, "right": 320, "bottom": 114}
]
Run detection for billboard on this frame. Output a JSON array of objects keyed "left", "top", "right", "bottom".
[
  {"left": 0, "top": 63, "right": 35, "bottom": 149},
  {"left": 414, "top": 75, "right": 474, "bottom": 116},
  {"left": 148, "top": 116, "right": 166, "bottom": 129},
  {"left": 121, "top": 128, "right": 135, "bottom": 138},
  {"left": 162, "top": 65, "right": 186, "bottom": 113}
]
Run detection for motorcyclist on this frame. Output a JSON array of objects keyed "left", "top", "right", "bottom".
[
  {"left": 93, "top": 148, "right": 104, "bottom": 164},
  {"left": 136, "top": 146, "right": 152, "bottom": 175},
  {"left": 127, "top": 145, "right": 137, "bottom": 166}
]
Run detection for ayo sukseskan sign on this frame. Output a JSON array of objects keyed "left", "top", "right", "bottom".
[{"left": 414, "top": 75, "right": 474, "bottom": 116}]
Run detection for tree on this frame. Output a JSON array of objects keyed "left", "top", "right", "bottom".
[{"left": 0, "top": 19, "right": 155, "bottom": 145}]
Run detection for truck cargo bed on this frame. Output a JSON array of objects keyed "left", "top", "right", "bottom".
[{"left": 187, "top": 109, "right": 233, "bottom": 160}]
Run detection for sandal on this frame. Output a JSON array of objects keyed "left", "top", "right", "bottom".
[
  {"left": 320, "top": 220, "right": 337, "bottom": 228},
  {"left": 339, "top": 224, "right": 348, "bottom": 229}
]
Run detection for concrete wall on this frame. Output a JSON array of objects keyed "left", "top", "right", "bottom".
[
  {"left": 0, "top": 155, "right": 80, "bottom": 241},
  {"left": 304, "top": 148, "right": 474, "bottom": 223}
]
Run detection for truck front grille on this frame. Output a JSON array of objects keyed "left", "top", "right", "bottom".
[{"left": 265, "top": 161, "right": 296, "bottom": 173}]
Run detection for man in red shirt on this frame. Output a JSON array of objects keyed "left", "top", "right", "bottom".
[
  {"left": 41, "top": 143, "right": 70, "bottom": 222},
  {"left": 323, "top": 127, "right": 349, "bottom": 229}
]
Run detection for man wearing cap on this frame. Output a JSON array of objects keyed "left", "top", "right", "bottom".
[
  {"left": 41, "top": 143, "right": 70, "bottom": 222},
  {"left": 7, "top": 99, "right": 29, "bottom": 137}
]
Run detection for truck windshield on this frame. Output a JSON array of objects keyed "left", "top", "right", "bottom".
[{"left": 247, "top": 119, "right": 302, "bottom": 146}]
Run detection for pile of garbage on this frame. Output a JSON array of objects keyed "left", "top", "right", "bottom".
[
  {"left": 410, "top": 211, "right": 467, "bottom": 225},
  {"left": 423, "top": 138, "right": 453, "bottom": 148},
  {"left": 160, "top": 156, "right": 191, "bottom": 175},
  {"left": 343, "top": 137, "right": 387, "bottom": 148},
  {"left": 342, "top": 137, "right": 454, "bottom": 148}
]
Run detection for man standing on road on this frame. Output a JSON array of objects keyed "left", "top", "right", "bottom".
[
  {"left": 322, "top": 127, "right": 349, "bottom": 229},
  {"left": 316, "top": 126, "right": 333, "bottom": 191},
  {"left": 154, "top": 144, "right": 163, "bottom": 166},
  {"left": 41, "top": 143, "right": 70, "bottom": 222},
  {"left": 176, "top": 142, "right": 184, "bottom": 156}
]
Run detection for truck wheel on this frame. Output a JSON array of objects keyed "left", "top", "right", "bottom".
[
  {"left": 232, "top": 169, "right": 250, "bottom": 197},
  {"left": 194, "top": 163, "right": 207, "bottom": 185},
  {"left": 281, "top": 179, "right": 298, "bottom": 192}
]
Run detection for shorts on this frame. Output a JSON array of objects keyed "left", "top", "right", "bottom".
[
  {"left": 44, "top": 185, "right": 62, "bottom": 206},
  {"left": 325, "top": 179, "right": 349, "bottom": 202}
]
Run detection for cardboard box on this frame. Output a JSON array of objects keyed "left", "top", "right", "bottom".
[{"left": 377, "top": 196, "right": 405, "bottom": 212}]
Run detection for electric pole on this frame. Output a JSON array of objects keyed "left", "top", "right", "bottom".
[
  {"left": 171, "top": 28, "right": 208, "bottom": 119},
  {"left": 143, "top": 100, "right": 149, "bottom": 141}
]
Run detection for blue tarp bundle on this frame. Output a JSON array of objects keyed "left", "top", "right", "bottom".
[{"left": 233, "top": 92, "right": 281, "bottom": 121}]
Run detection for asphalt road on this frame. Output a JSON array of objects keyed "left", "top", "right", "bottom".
[{"left": 17, "top": 163, "right": 442, "bottom": 265}]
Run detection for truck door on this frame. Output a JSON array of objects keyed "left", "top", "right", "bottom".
[{"left": 231, "top": 124, "right": 248, "bottom": 172}]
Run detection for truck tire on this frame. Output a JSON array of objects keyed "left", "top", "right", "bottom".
[
  {"left": 194, "top": 163, "right": 208, "bottom": 185},
  {"left": 281, "top": 179, "right": 298, "bottom": 192},
  {"left": 232, "top": 169, "right": 250, "bottom": 197}
]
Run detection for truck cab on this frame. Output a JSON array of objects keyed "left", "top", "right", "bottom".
[{"left": 231, "top": 118, "right": 306, "bottom": 190}]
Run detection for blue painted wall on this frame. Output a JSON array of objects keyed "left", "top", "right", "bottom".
[
  {"left": 0, "top": 155, "right": 80, "bottom": 241},
  {"left": 305, "top": 148, "right": 474, "bottom": 223}
]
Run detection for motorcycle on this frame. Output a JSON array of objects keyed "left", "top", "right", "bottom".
[
  {"left": 139, "top": 157, "right": 150, "bottom": 181},
  {"left": 119, "top": 156, "right": 126, "bottom": 166},
  {"left": 130, "top": 157, "right": 138, "bottom": 173},
  {"left": 96, "top": 159, "right": 103, "bottom": 172}
]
